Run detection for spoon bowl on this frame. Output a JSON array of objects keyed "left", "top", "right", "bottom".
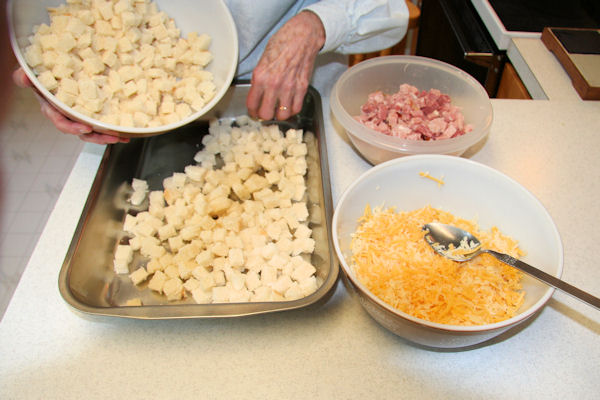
[{"left": 423, "top": 223, "right": 600, "bottom": 310}]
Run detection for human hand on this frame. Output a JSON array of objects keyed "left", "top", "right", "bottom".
[
  {"left": 12, "top": 68, "right": 128, "bottom": 144},
  {"left": 247, "top": 11, "right": 325, "bottom": 121}
]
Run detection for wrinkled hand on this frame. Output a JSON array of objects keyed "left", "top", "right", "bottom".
[
  {"left": 247, "top": 11, "right": 325, "bottom": 121},
  {"left": 12, "top": 68, "right": 128, "bottom": 144}
]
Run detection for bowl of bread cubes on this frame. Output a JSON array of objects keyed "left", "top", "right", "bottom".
[{"left": 9, "top": 0, "right": 239, "bottom": 138}]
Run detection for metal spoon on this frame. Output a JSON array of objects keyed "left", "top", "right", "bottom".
[{"left": 423, "top": 222, "right": 600, "bottom": 310}]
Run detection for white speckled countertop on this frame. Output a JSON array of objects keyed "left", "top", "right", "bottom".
[{"left": 1, "top": 39, "right": 599, "bottom": 399}]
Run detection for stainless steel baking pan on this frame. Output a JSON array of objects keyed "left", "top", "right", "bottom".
[{"left": 58, "top": 83, "right": 338, "bottom": 318}]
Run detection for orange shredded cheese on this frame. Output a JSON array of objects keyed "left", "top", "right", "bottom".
[
  {"left": 351, "top": 205, "right": 525, "bottom": 326},
  {"left": 419, "top": 171, "right": 445, "bottom": 186}
]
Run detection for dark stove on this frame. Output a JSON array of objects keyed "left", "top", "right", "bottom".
[{"left": 487, "top": 0, "right": 600, "bottom": 33}]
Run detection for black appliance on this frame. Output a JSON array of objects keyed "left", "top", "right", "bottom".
[
  {"left": 487, "top": 0, "right": 600, "bottom": 33},
  {"left": 416, "top": 0, "right": 505, "bottom": 97},
  {"left": 416, "top": 0, "right": 600, "bottom": 97}
]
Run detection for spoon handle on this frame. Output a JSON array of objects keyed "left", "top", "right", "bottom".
[{"left": 485, "top": 250, "right": 600, "bottom": 310}]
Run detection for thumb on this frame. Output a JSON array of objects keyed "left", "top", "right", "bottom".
[{"left": 12, "top": 68, "right": 32, "bottom": 88}]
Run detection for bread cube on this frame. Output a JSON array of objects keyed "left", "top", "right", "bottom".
[
  {"left": 284, "top": 283, "right": 304, "bottom": 300},
  {"left": 292, "top": 238, "right": 316, "bottom": 256},
  {"left": 179, "top": 224, "right": 201, "bottom": 241},
  {"left": 37, "top": 71, "right": 58, "bottom": 91},
  {"left": 271, "top": 275, "right": 293, "bottom": 294},
  {"left": 115, "top": 244, "right": 133, "bottom": 263},
  {"left": 177, "top": 242, "right": 201, "bottom": 261},
  {"left": 82, "top": 56, "right": 105, "bottom": 75},
  {"left": 39, "top": 33, "right": 59, "bottom": 51},
  {"left": 276, "top": 237, "right": 293, "bottom": 255},
  {"left": 298, "top": 275, "right": 318, "bottom": 296},
  {"left": 121, "top": 11, "right": 140, "bottom": 28},
  {"left": 292, "top": 202, "right": 309, "bottom": 222},
  {"left": 96, "top": 0, "right": 114, "bottom": 20},
  {"left": 157, "top": 224, "right": 176, "bottom": 241},
  {"left": 288, "top": 143, "right": 308, "bottom": 157},
  {"left": 223, "top": 267, "right": 245, "bottom": 291},
  {"left": 56, "top": 32, "right": 76, "bottom": 53},
  {"left": 251, "top": 286, "right": 272, "bottom": 302},
  {"left": 24, "top": 44, "right": 43, "bottom": 67},
  {"left": 146, "top": 258, "right": 162, "bottom": 274},
  {"left": 178, "top": 259, "right": 196, "bottom": 280},
  {"left": 191, "top": 287, "right": 212, "bottom": 304},
  {"left": 244, "top": 174, "right": 269, "bottom": 194},
  {"left": 163, "top": 264, "right": 179, "bottom": 280},
  {"left": 208, "top": 196, "right": 232, "bottom": 216},
  {"left": 228, "top": 248, "right": 244, "bottom": 268},
  {"left": 125, "top": 298, "right": 143, "bottom": 307},
  {"left": 294, "top": 223, "right": 312, "bottom": 239},
  {"left": 260, "top": 265, "right": 277, "bottom": 286},
  {"left": 129, "top": 236, "right": 141, "bottom": 251},
  {"left": 134, "top": 220, "right": 155, "bottom": 237},
  {"left": 211, "top": 286, "right": 231, "bottom": 303},
  {"left": 212, "top": 270, "right": 226, "bottom": 286},
  {"left": 129, "top": 267, "right": 149, "bottom": 285},
  {"left": 268, "top": 253, "right": 289, "bottom": 269},
  {"left": 163, "top": 278, "right": 184, "bottom": 301},
  {"left": 184, "top": 165, "right": 207, "bottom": 182},
  {"left": 148, "top": 204, "right": 165, "bottom": 220},
  {"left": 56, "top": 89, "right": 77, "bottom": 107},
  {"left": 114, "top": 0, "right": 132, "bottom": 14},
  {"left": 291, "top": 258, "right": 316, "bottom": 282},
  {"left": 147, "top": 270, "right": 167, "bottom": 293},
  {"left": 148, "top": 190, "right": 165, "bottom": 208},
  {"left": 66, "top": 17, "right": 87, "bottom": 36},
  {"left": 242, "top": 270, "right": 260, "bottom": 292},
  {"left": 113, "top": 258, "right": 129, "bottom": 274},
  {"left": 195, "top": 272, "right": 216, "bottom": 293},
  {"left": 229, "top": 287, "right": 251, "bottom": 303}
]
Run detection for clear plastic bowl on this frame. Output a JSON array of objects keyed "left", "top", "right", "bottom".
[
  {"left": 8, "top": 0, "right": 238, "bottom": 138},
  {"left": 330, "top": 56, "right": 493, "bottom": 164}
]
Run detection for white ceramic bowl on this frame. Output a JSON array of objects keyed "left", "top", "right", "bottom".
[
  {"left": 332, "top": 155, "right": 563, "bottom": 349},
  {"left": 330, "top": 56, "right": 493, "bottom": 165},
  {"left": 8, "top": 0, "right": 238, "bottom": 138}
]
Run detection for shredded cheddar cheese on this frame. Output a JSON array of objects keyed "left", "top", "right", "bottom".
[
  {"left": 419, "top": 171, "right": 445, "bottom": 186},
  {"left": 351, "top": 205, "right": 525, "bottom": 326}
]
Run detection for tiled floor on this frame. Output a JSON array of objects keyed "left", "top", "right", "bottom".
[{"left": 0, "top": 86, "right": 84, "bottom": 320}]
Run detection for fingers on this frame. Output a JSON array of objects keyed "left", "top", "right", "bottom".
[
  {"left": 38, "top": 95, "right": 128, "bottom": 144},
  {"left": 247, "top": 72, "right": 279, "bottom": 121},
  {"left": 79, "top": 132, "right": 129, "bottom": 145},
  {"left": 39, "top": 100, "right": 92, "bottom": 135},
  {"left": 17, "top": 68, "right": 128, "bottom": 144},
  {"left": 19, "top": 69, "right": 94, "bottom": 136},
  {"left": 12, "top": 68, "right": 31, "bottom": 88},
  {"left": 275, "top": 87, "right": 294, "bottom": 121}
]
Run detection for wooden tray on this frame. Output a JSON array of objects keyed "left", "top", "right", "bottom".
[{"left": 541, "top": 27, "right": 600, "bottom": 100}]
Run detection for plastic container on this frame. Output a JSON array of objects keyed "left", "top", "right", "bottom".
[
  {"left": 330, "top": 56, "right": 493, "bottom": 164},
  {"left": 8, "top": 0, "right": 238, "bottom": 138}
]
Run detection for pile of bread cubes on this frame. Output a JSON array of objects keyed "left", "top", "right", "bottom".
[
  {"left": 114, "top": 117, "right": 321, "bottom": 304},
  {"left": 23, "top": 0, "right": 216, "bottom": 128}
]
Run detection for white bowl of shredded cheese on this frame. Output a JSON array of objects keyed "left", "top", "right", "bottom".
[
  {"left": 332, "top": 155, "right": 563, "bottom": 349},
  {"left": 9, "top": 0, "right": 238, "bottom": 138}
]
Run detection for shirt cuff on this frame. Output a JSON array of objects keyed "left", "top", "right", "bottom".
[{"left": 302, "top": 3, "right": 352, "bottom": 53}]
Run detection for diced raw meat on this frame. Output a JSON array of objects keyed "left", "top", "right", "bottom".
[{"left": 354, "top": 84, "right": 473, "bottom": 140}]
